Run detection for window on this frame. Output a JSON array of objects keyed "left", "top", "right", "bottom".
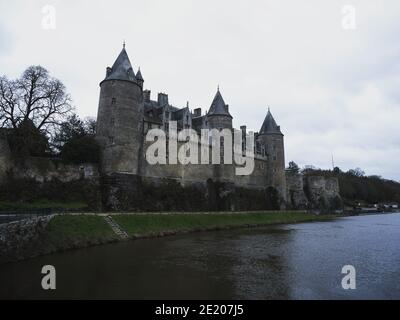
[
  {"left": 111, "top": 98, "right": 116, "bottom": 105},
  {"left": 109, "top": 136, "right": 115, "bottom": 145},
  {"left": 273, "top": 155, "right": 277, "bottom": 161},
  {"left": 110, "top": 118, "right": 115, "bottom": 126}
]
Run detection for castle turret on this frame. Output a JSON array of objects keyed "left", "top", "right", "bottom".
[
  {"left": 206, "top": 88, "right": 232, "bottom": 129},
  {"left": 136, "top": 68, "right": 144, "bottom": 88},
  {"left": 96, "top": 44, "right": 143, "bottom": 174},
  {"left": 258, "top": 108, "right": 286, "bottom": 203}
]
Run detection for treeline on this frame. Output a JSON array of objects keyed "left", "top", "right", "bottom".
[
  {"left": 287, "top": 162, "right": 400, "bottom": 205},
  {"left": 0, "top": 65, "right": 99, "bottom": 164}
]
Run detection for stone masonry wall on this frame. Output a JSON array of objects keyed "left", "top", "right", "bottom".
[
  {"left": 286, "top": 172, "right": 308, "bottom": 209},
  {"left": 11, "top": 158, "right": 98, "bottom": 183},
  {"left": 0, "top": 215, "right": 53, "bottom": 264},
  {"left": 0, "top": 134, "right": 12, "bottom": 185},
  {"left": 286, "top": 172, "right": 342, "bottom": 211}
]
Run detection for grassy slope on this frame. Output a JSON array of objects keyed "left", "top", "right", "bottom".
[
  {"left": 113, "top": 211, "right": 334, "bottom": 236},
  {"left": 1, "top": 211, "right": 335, "bottom": 263},
  {"left": 45, "top": 215, "right": 118, "bottom": 248}
]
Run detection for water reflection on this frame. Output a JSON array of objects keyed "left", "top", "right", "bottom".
[{"left": 0, "top": 213, "right": 399, "bottom": 299}]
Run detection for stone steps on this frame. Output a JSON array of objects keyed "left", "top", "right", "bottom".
[{"left": 104, "top": 215, "right": 129, "bottom": 239}]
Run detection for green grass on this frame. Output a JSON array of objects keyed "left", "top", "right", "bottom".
[
  {"left": 46, "top": 215, "right": 118, "bottom": 246},
  {"left": 0, "top": 200, "right": 87, "bottom": 211},
  {"left": 113, "top": 211, "right": 334, "bottom": 236}
]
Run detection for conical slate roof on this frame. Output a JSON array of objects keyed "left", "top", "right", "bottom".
[
  {"left": 207, "top": 89, "right": 232, "bottom": 118},
  {"left": 259, "top": 109, "right": 282, "bottom": 134},
  {"left": 104, "top": 47, "right": 137, "bottom": 82},
  {"left": 136, "top": 68, "right": 144, "bottom": 81}
]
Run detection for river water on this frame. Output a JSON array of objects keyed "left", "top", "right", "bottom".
[{"left": 0, "top": 213, "right": 399, "bottom": 299}]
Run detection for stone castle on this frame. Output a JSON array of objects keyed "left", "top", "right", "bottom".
[
  {"left": 0, "top": 45, "right": 341, "bottom": 212},
  {"left": 95, "top": 45, "right": 288, "bottom": 210}
]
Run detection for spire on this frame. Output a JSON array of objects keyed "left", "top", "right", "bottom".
[
  {"left": 259, "top": 108, "right": 282, "bottom": 135},
  {"left": 207, "top": 88, "right": 232, "bottom": 118},
  {"left": 103, "top": 47, "right": 137, "bottom": 83},
  {"left": 136, "top": 67, "right": 144, "bottom": 81}
]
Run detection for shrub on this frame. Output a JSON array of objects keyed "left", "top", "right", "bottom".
[{"left": 61, "top": 136, "right": 100, "bottom": 164}]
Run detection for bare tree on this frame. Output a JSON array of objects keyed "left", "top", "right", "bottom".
[{"left": 0, "top": 66, "right": 73, "bottom": 134}]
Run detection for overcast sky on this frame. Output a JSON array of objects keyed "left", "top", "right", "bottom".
[{"left": 1, "top": 0, "right": 399, "bottom": 180}]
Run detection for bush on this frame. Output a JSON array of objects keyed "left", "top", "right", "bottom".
[{"left": 61, "top": 136, "right": 100, "bottom": 164}]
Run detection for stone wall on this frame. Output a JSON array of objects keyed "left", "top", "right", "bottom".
[
  {"left": 286, "top": 172, "right": 342, "bottom": 212},
  {"left": 0, "top": 134, "right": 98, "bottom": 186},
  {"left": 10, "top": 158, "right": 98, "bottom": 183},
  {"left": 101, "top": 173, "right": 282, "bottom": 212},
  {"left": 304, "top": 176, "right": 342, "bottom": 211},
  {"left": 0, "top": 215, "right": 53, "bottom": 264},
  {"left": 0, "top": 134, "right": 12, "bottom": 185},
  {"left": 286, "top": 172, "right": 308, "bottom": 209}
]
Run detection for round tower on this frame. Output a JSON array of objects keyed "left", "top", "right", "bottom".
[
  {"left": 258, "top": 108, "right": 287, "bottom": 204},
  {"left": 96, "top": 45, "right": 143, "bottom": 174},
  {"left": 205, "top": 88, "right": 234, "bottom": 187}
]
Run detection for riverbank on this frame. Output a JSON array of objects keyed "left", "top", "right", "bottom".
[
  {"left": 0, "top": 211, "right": 336, "bottom": 264},
  {"left": 3, "top": 213, "right": 399, "bottom": 299}
]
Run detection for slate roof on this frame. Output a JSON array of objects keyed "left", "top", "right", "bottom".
[
  {"left": 103, "top": 47, "right": 137, "bottom": 83},
  {"left": 259, "top": 109, "right": 282, "bottom": 135},
  {"left": 207, "top": 89, "right": 232, "bottom": 118},
  {"left": 171, "top": 107, "right": 189, "bottom": 121},
  {"left": 136, "top": 68, "right": 144, "bottom": 81}
]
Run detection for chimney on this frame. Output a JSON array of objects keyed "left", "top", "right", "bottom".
[
  {"left": 194, "top": 108, "right": 201, "bottom": 117},
  {"left": 158, "top": 93, "right": 169, "bottom": 106},
  {"left": 240, "top": 125, "right": 246, "bottom": 134},
  {"left": 143, "top": 90, "right": 151, "bottom": 102}
]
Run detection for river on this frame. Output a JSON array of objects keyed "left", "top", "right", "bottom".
[{"left": 0, "top": 213, "right": 399, "bottom": 299}]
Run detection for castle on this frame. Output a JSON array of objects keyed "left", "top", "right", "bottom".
[
  {"left": 97, "top": 45, "right": 286, "bottom": 210},
  {"left": 95, "top": 45, "right": 287, "bottom": 210},
  {"left": 0, "top": 45, "right": 342, "bottom": 213}
]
